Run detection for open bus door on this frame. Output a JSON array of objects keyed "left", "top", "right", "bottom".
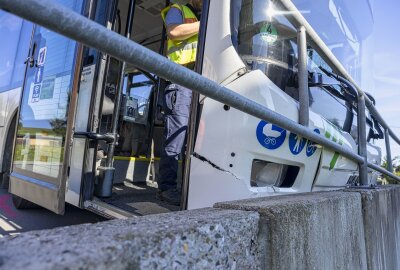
[
  {"left": 9, "top": 0, "right": 186, "bottom": 218},
  {"left": 9, "top": 0, "right": 85, "bottom": 214},
  {"left": 22, "top": 0, "right": 182, "bottom": 218},
  {"left": 66, "top": 0, "right": 183, "bottom": 218}
]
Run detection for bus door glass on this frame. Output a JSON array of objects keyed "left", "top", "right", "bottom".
[{"left": 10, "top": 0, "right": 84, "bottom": 214}]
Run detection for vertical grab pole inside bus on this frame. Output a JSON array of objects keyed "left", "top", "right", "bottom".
[
  {"left": 297, "top": 26, "right": 309, "bottom": 127},
  {"left": 357, "top": 94, "right": 369, "bottom": 185},
  {"left": 385, "top": 128, "right": 393, "bottom": 173},
  {"left": 148, "top": 0, "right": 170, "bottom": 160},
  {"left": 100, "top": 0, "right": 136, "bottom": 197}
]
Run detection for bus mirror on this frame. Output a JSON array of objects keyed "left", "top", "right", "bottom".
[{"left": 308, "top": 72, "right": 323, "bottom": 86}]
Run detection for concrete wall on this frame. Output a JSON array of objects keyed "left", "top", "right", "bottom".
[
  {"left": 345, "top": 186, "right": 400, "bottom": 270},
  {"left": 216, "top": 192, "right": 367, "bottom": 270},
  {"left": 0, "top": 186, "right": 400, "bottom": 269},
  {"left": 0, "top": 209, "right": 261, "bottom": 270}
]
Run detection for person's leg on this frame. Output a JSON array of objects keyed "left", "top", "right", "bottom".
[
  {"left": 157, "top": 84, "right": 192, "bottom": 204},
  {"left": 158, "top": 115, "right": 180, "bottom": 192},
  {"left": 158, "top": 114, "right": 190, "bottom": 188}
]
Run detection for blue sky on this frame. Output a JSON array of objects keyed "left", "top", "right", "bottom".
[{"left": 366, "top": 0, "right": 400, "bottom": 160}]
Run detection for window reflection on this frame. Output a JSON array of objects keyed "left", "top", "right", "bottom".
[
  {"left": 232, "top": 0, "right": 299, "bottom": 97},
  {"left": 307, "top": 48, "right": 359, "bottom": 139},
  {"left": 0, "top": 12, "right": 32, "bottom": 92},
  {"left": 309, "top": 86, "right": 351, "bottom": 129},
  {"left": 0, "top": 13, "right": 22, "bottom": 89},
  {"left": 13, "top": 0, "right": 83, "bottom": 180},
  {"left": 291, "top": 0, "right": 374, "bottom": 86}
]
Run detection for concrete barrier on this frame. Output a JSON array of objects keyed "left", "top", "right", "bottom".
[
  {"left": 345, "top": 185, "right": 400, "bottom": 270},
  {"left": 216, "top": 192, "right": 367, "bottom": 270},
  {"left": 0, "top": 208, "right": 261, "bottom": 270},
  {"left": 1, "top": 187, "right": 400, "bottom": 269}
]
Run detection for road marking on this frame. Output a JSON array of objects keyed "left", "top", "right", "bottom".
[{"left": 0, "top": 218, "right": 16, "bottom": 232}]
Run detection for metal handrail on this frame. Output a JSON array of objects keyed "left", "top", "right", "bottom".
[{"left": 1, "top": 0, "right": 399, "bottom": 183}]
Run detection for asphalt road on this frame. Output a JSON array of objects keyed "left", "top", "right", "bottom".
[{"left": 0, "top": 188, "right": 105, "bottom": 237}]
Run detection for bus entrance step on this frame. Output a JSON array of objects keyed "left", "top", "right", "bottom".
[{"left": 84, "top": 198, "right": 135, "bottom": 220}]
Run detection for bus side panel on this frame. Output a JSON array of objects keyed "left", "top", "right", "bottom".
[
  {"left": 311, "top": 119, "right": 358, "bottom": 190},
  {"left": 0, "top": 91, "right": 8, "bottom": 173},
  {"left": 0, "top": 87, "right": 21, "bottom": 173},
  {"left": 0, "top": 91, "right": 8, "bottom": 127},
  {"left": 200, "top": 0, "right": 246, "bottom": 84},
  {"left": 188, "top": 71, "right": 322, "bottom": 209}
]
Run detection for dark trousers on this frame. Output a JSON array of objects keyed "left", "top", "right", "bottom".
[{"left": 158, "top": 84, "right": 192, "bottom": 191}]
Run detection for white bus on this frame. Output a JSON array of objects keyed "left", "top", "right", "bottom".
[
  {"left": 0, "top": 12, "right": 32, "bottom": 189},
  {"left": 1, "top": 0, "right": 383, "bottom": 218}
]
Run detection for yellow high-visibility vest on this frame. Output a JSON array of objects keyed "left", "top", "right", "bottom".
[{"left": 161, "top": 4, "right": 198, "bottom": 66}]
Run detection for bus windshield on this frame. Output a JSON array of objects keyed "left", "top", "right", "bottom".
[
  {"left": 231, "top": 0, "right": 298, "bottom": 91},
  {"left": 231, "top": 0, "right": 360, "bottom": 137}
]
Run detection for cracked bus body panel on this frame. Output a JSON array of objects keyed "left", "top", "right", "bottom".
[{"left": 186, "top": 0, "right": 380, "bottom": 209}]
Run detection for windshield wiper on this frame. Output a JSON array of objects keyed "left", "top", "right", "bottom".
[{"left": 318, "top": 66, "right": 358, "bottom": 100}]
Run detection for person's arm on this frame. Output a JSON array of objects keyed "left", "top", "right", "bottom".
[{"left": 167, "top": 21, "right": 200, "bottom": 41}]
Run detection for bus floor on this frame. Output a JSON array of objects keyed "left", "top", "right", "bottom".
[{"left": 101, "top": 182, "right": 180, "bottom": 216}]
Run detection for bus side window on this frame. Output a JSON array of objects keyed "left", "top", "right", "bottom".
[
  {"left": 0, "top": 11, "right": 32, "bottom": 92},
  {"left": 309, "top": 86, "right": 353, "bottom": 133},
  {"left": 11, "top": 21, "right": 33, "bottom": 87}
]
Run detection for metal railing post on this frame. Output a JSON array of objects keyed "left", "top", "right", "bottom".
[
  {"left": 357, "top": 94, "right": 369, "bottom": 185},
  {"left": 385, "top": 128, "right": 393, "bottom": 172},
  {"left": 297, "top": 26, "right": 309, "bottom": 127},
  {"left": 105, "top": 0, "right": 136, "bottom": 168}
]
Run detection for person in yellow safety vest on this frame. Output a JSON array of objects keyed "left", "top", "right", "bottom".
[{"left": 157, "top": 0, "right": 202, "bottom": 206}]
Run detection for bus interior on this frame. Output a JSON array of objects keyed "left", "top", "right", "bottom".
[{"left": 79, "top": 0, "right": 194, "bottom": 217}]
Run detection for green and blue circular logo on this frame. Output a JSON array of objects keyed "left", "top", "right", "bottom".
[{"left": 260, "top": 23, "right": 278, "bottom": 43}]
